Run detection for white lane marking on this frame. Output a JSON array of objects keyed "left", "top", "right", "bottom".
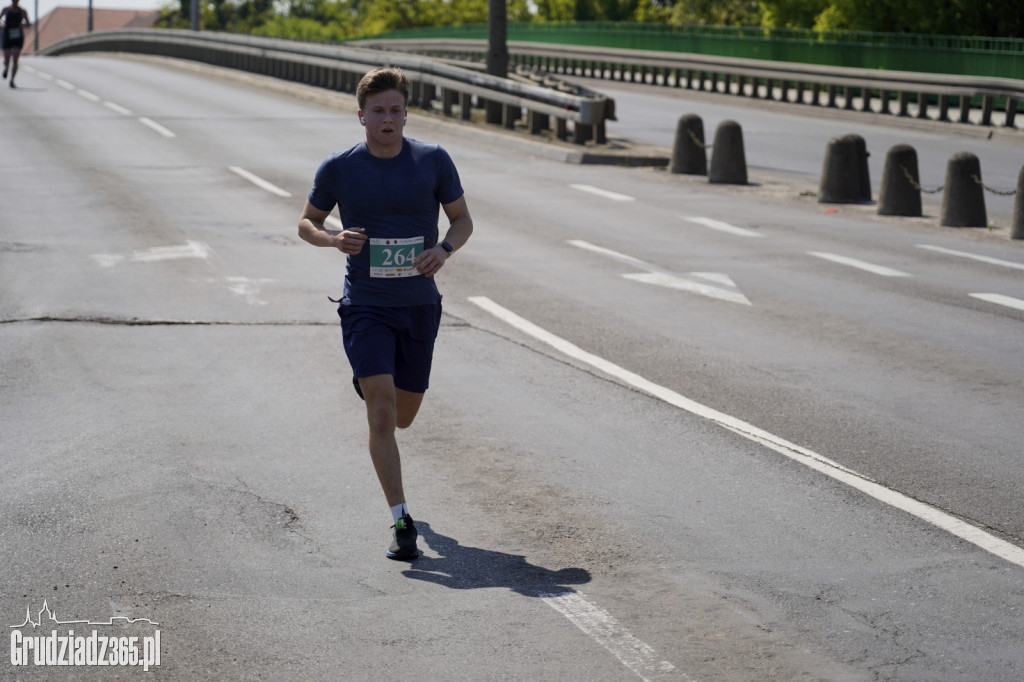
[
  {"left": 76, "top": 89, "right": 101, "bottom": 102},
  {"left": 970, "top": 293, "right": 1024, "bottom": 312},
  {"left": 570, "top": 184, "right": 635, "bottom": 202},
  {"left": 228, "top": 166, "right": 292, "bottom": 198},
  {"left": 104, "top": 101, "right": 133, "bottom": 116},
  {"left": 198, "top": 276, "right": 276, "bottom": 305},
  {"left": 685, "top": 216, "right": 764, "bottom": 238},
  {"left": 92, "top": 240, "right": 212, "bottom": 267},
  {"left": 55, "top": 78, "right": 75, "bottom": 90},
  {"left": 325, "top": 216, "right": 343, "bottom": 231},
  {"left": 26, "top": 66, "right": 53, "bottom": 81},
  {"left": 138, "top": 117, "right": 176, "bottom": 138},
  {"left": 131, "top": 240, "right": 211, "bottom": 263},
  {"left": 540, "top": 591, "right": 680, "bottom": 682},
  {"left": 468, "top": 296, "right": 1024, "bottom": 570},
  {"left": 808, "top": 251, "right": 911, "bottom": 277},
  {"left": 918, "top": 244, "right": 1024, "bottom": 271},
  {"left": 569, "top": 239, "right": 750, "bottom": 305}
]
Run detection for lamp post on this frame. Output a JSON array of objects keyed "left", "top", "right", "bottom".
[{"left": 484, "top": 0, "right": 508, "bottom": 123}]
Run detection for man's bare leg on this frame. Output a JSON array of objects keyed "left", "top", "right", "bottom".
[{"left": 358, "top": 374, "right": 425, "bottom": 507}]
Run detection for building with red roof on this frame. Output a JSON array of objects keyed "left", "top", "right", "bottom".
[{"left": 23, "top": 6, "right": 160, "bottom": 54}]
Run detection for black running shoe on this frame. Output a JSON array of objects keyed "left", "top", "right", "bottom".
[{"left": 386, "top": 514, "right": 418, "bottom": 560}]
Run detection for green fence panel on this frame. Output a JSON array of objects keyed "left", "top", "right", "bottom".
[{"left": 362, "top": 22, "right": 1024, "bottom": 80}]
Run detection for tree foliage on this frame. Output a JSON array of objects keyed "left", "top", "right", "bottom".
[{"left": 156, "top": 0, "right": 1022, "bottom": 39}]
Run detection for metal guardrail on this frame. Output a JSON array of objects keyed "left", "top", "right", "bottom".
[
  {"left": 36, "top": 29, "right": 615, "bottom": 145},
  {"left": 357, "top": 38, "right": 1024, "bottom": 130}
]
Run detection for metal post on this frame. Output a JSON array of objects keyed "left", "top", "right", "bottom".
[
  {"left": 191, "top": 0, "right": 199, "bottom": 31},
  {"left": 87, "top": 0, "right": 93, "bottom": 32},
  {"left": 32, "top": 0, "right": 37, "bottom": 52},
  {"left": 484, "top": 0, "right": 507, "bottom": 124}
]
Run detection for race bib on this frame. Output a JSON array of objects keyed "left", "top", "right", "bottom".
[{"left": 369, "top": 236, "right": 423, "bottom": 278}]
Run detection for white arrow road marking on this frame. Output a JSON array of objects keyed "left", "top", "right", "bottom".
[
  {"left": 970, "top": 293, "right": 1024, "bottom": 312},
  {"left": 469, "top": 295, "right": 1024, "bottom": 570},
  {"left": 570, "top": 184, "right": 635, "bottom": 202},
  {"left": 198, "top": 277, "right": 277, "bottom": 305},
  {"left": 918, "top": 244, "right": 1024, "bottom": 271},
  {"left": 808, "top": 251, "right": 911, "bottom": 277},
  {"left": 229, "top": 166, "right": 292, "bottom": 198},
  {"left": 685, "top": 216, "right": 764, "bottom": 238},
  {"left": 92, "top": 240, "right": 212, "bottom": 267},
  {"left": 569, "top": 239, "right": 751, "bottom": 305}
]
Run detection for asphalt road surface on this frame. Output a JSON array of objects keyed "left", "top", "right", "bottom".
[{"left": 2, "top": 55, "right": 1023, "bottom": 681}]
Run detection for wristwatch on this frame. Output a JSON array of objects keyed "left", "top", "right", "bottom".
[{"left": 439, "top": 241, "right": 454, "bottom": 256}]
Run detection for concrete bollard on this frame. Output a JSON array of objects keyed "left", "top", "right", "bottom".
[
  {"left": 670, "top": 114, "right": 707, "bottom": 175},
  {"left": 1012, "top": 167, "right": 1024, "bottom": 240},
  {"left": 940, "top": 152, "right": 987, "bottom": 227},
  {"left": 708, "top": 119, "right": 747, "bottom": 184},
  {"left": 818, "top": 134, "right": 871, "bottom": 204},
  {"left": 878, "top": 144, "right": 923, "bottom": 217}
]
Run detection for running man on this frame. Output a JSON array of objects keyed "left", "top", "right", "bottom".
[
  {"left": 297, "top": 67, "right": 473, "bottom": 560},
  {"left": 1, "top": 0, "right": 30, "bottom": 88}
]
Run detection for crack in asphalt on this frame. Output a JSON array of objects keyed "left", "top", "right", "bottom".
[{"left": 0, "top": 315, "right": 333, "bottom": 327}]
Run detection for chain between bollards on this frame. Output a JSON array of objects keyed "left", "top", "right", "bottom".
[
  {"left": 687, "top": 128, "right": 711, "bottom": 149},
  {"left": 899, "top": 165, "right": 943, "bottom": 194},
  {"left": 971, "top": 174, "right": 1017, "bottom": 197}
]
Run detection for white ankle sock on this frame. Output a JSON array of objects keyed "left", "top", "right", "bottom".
[{"left": 390, "top": 503, "right": 408, "bottom": 523}]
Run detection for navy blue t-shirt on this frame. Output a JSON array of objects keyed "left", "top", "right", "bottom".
[{"left": 308, "top": 138, "right": 464, "bottom": 307}]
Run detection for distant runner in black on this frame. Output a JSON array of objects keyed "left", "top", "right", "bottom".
[{"left": 1, "top": 0, "right": 30, "bottom": 88}]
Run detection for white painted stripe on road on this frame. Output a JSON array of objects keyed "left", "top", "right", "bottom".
[
  {"left": 131, "top": 240, "right": 211, "bottom": 263},
  {"left": 104, "top": 101, "right": 133, "bottom": 116},
  {"left": 970, "top": 293, "right": 1024, "bottom": 312},
  {"left": 325, "top": 216, "right": 343, "bottom": 231},
  {"left": 808, "top": 251, "right": 911, "bottom": 277},
  {"left": 138, "top": 117, "right": 176, "bottom": 138},
  {"left": 570, "top": 184, "right": 635, "bottom": 202},
  {"left": 76, "top": 89, "right": 101, "bottom": 102},
  {"left": 28, "top": 67, "right": 53, "bottom": 81},
  {"left": 228, "top": 166, "right": 292, "bottom": 198},
  {"left": 918, "top": 244, "right": 1024, "bottom": 271},
  {"left": 569, "top": 239, "right": 751, "bottom": 305},
  {"left": 540, "top": 591, "right": 680, "bottom": 682},
  {"left": 685, "top": 216, "right": 764, "bottom": 238},
  {"left": 468, "top": 295, "right": 1024, "bottom": 569},
  {"left": 55, "top": 79, "right": 75, "bottom": 90}
]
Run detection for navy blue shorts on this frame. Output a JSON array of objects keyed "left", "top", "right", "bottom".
[{"left": 338, "top": 303, "right": 442, "bottom": 395}]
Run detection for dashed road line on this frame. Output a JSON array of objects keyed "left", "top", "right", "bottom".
[
  {"left": 808, "top": 251, "right": 911, "bottom": 277},
  {"left": 228, "top": 166, "right": 292, "bottom": 198},
  {"left": 969, "top": 293, "right": 1024, "bottom": 312},
  {"left": 76, "top": 89, "right": 101, "bottom": 102},
  {"left": 138, "top": 117, "right": 176, "bottom": 138},
  {"left": 918, "top": 244, "right": 1024, "bottom": 271},
  {"left": 468, "top": 295, "right": 1024, "bottom": 570},
  {"left": 570, "top": 184, "right": 635, "bottom": 202},
  {"left": 103, "top": 101, "right": 133, "bottom": 116},
  {"left": 685, "top": 216, "right": 764, "bottom": 238}
]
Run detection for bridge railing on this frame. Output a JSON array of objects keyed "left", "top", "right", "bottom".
[
  {"left": 36, "top": 29, "right": 616, "bottom": 145},
  {"left": 357, "top": 38, "right": 1024, "bottom": 130}
]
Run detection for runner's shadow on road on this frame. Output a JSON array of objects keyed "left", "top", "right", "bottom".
[{"left": 401, "top": 521, "right": 591, "bottom": 597}]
